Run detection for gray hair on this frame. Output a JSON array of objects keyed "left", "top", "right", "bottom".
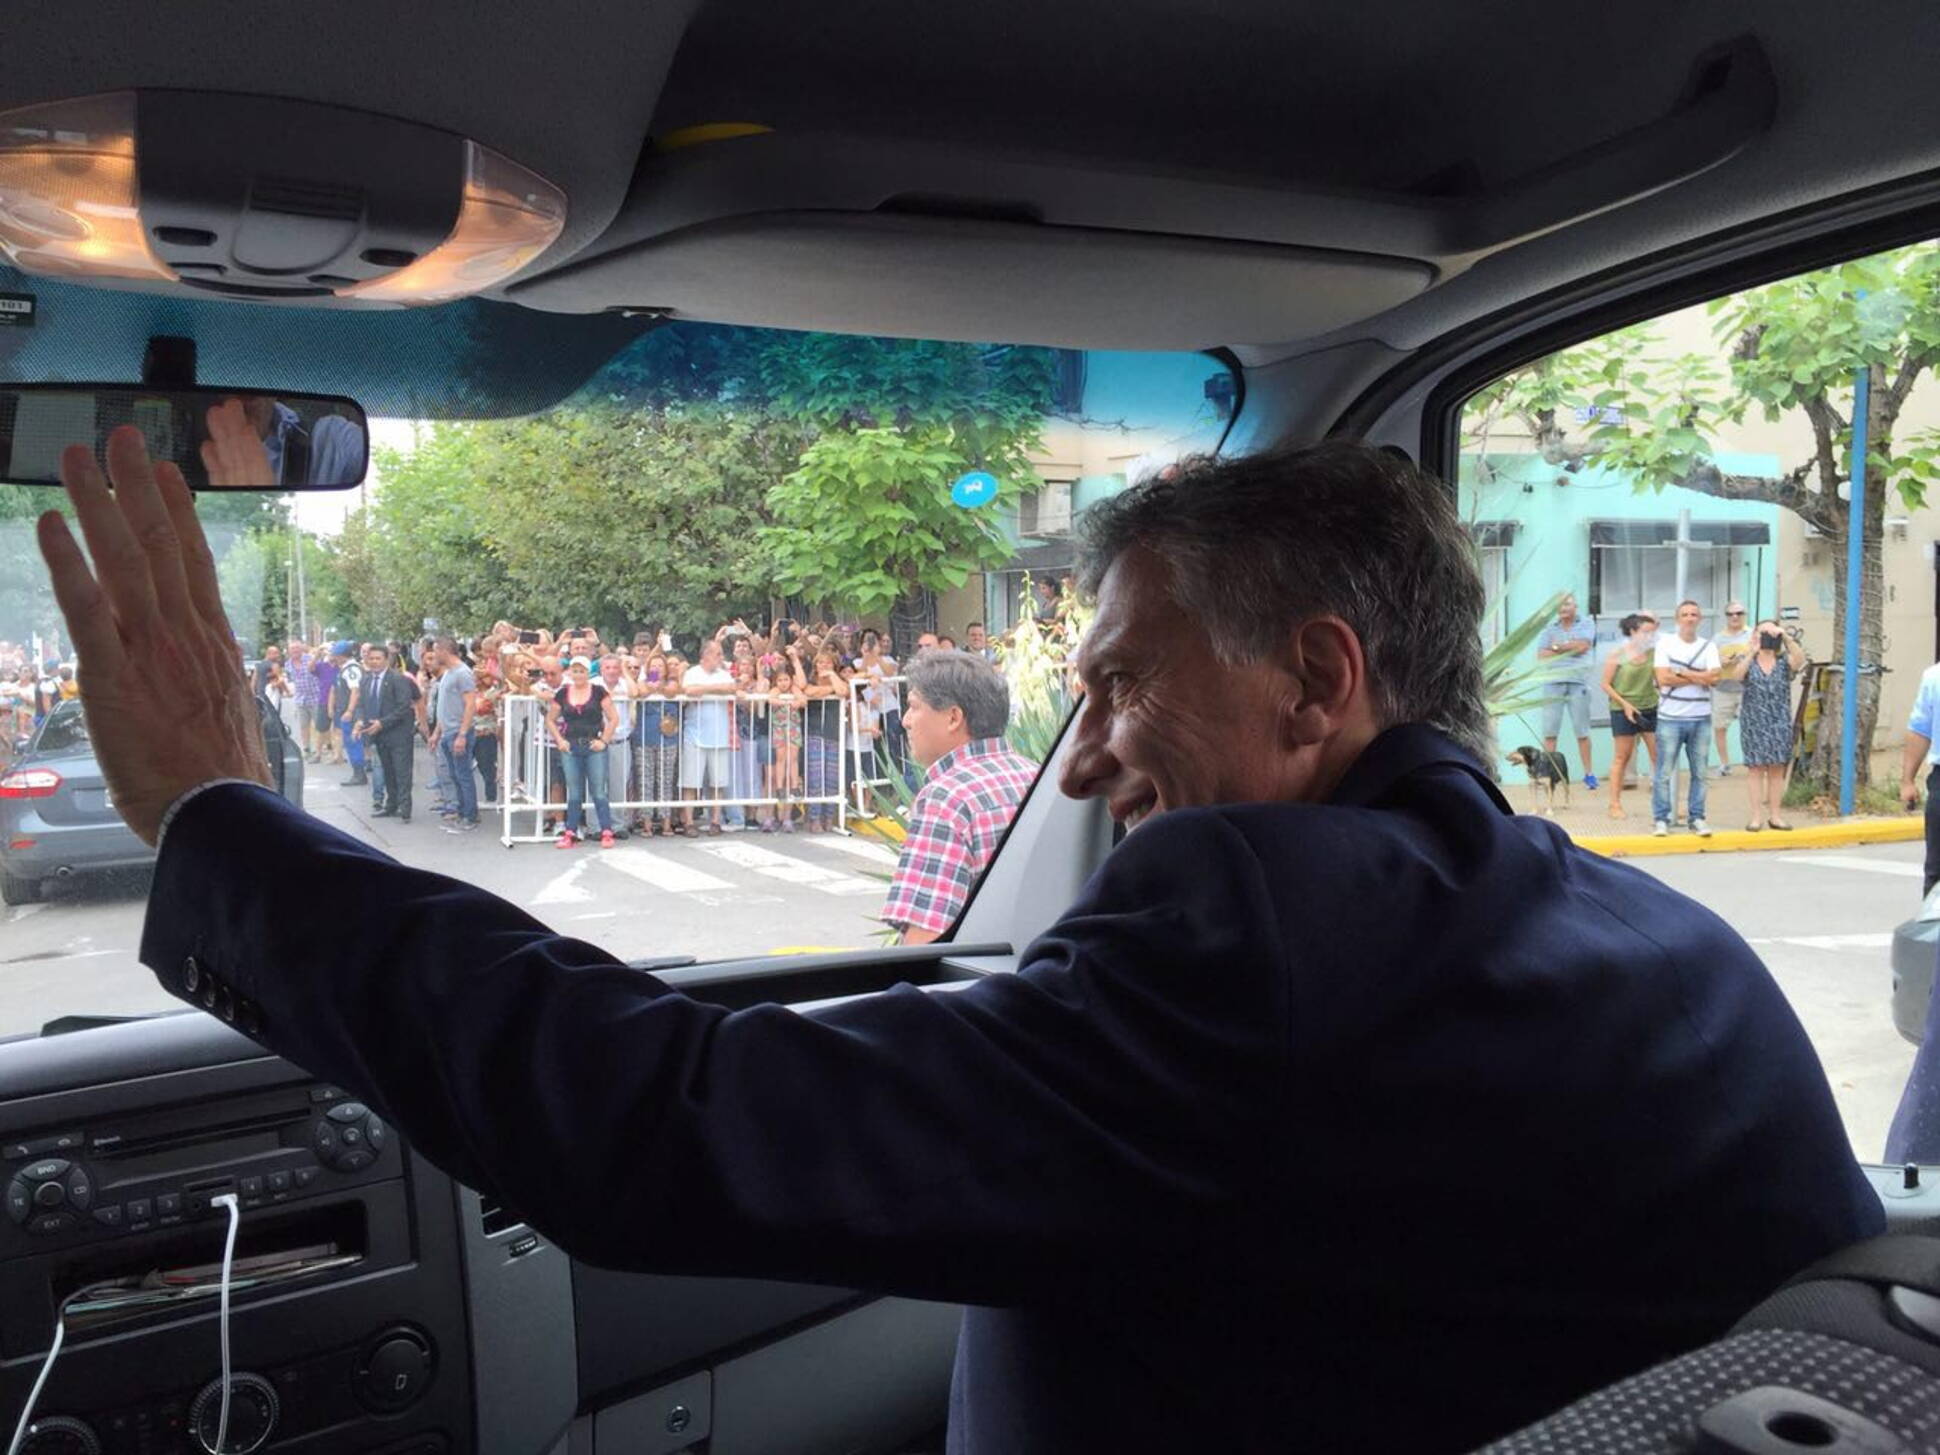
[
  {"left": 905, "top": 650, "right": 1011, "bottom": 740},
  {"left": 1077, "top": 440, "right": 1492, "bottom": 766}
]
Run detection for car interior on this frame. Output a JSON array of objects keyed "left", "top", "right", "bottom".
[{"left": 8, "top": 3, "right": 1940, "bottom": 1453}]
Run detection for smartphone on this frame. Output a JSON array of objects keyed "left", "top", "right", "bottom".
[{"left": 518, "top": 630, "right": 541, "bottom": 645}]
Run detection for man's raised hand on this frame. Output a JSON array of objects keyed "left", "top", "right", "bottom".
[{"left": 36, "top": 426, "right": 273, "bottom": 845}]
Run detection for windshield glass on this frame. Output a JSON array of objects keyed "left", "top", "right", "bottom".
[{"left": 0, "top": 296, "right": 1233, "bottom": 1037}]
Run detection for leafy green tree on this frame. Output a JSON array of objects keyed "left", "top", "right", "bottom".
[
  {"left": 1464, "top": 241, "right": 1940, "bottom": 788},
  {"left": 758, "top": 338, "right": 1060, "bottom": 629}
]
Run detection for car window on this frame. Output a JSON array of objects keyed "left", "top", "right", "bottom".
[
  {"left": 0, "top": 303, "right": 1233, "bottom": 1036},
  {"left": 1456, "top": 237, "right": 1940, "bottom": 1162}
]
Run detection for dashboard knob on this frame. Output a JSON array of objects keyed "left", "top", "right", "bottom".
[
  {"left": 17, "top": 1417, "right": 100, "bottom": 1455},
  {"left": 189, "top": 1373, "right": 279, "bottom": 1455}
]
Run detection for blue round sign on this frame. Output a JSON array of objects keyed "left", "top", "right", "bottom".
[{"left": 950, "top": 471, "right": 1000, "bottom": 508}]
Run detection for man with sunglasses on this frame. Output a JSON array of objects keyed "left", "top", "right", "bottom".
[{"left": 1712, "top": 601, "right": 1753, "bottom": 775}]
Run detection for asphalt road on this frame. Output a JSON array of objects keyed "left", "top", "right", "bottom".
[{"left": 1, "top": 780, "right": 1924, "bottom": 1162}]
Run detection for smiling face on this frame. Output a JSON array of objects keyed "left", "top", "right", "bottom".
[
  {"left": 1677, "top": 601, "right": 1702, "bottom": 639},
  {"left": 1058, "top": 547, "right": 1322, "bottom": 831}
]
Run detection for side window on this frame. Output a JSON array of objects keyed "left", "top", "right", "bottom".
[{"left": 1458, "top": 240, "right": 1940, "bottom": 1163}]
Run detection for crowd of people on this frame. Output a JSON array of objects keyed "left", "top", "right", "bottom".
[
  {"left": 248, "top": 614, "right": 1027, "bottom": 848},
  {"left": 1534, "top": 594, "right": 1808, "bottom": 835}
]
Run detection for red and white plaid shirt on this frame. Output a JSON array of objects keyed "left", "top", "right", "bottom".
[{"left": 881, "top": 737, "right": 1039, "bottom": 935}]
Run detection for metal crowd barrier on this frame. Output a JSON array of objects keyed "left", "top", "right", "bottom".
[
  {"left": 497, "top": 692, "right": 851, "bottom": 845},
  {"left": 846, "top": 672, "right": 911, "bottom": 815}
]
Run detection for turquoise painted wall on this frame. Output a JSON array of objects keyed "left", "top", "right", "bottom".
[{"left": 1463, "top": 449, "right": 1783, "bottom": 766}]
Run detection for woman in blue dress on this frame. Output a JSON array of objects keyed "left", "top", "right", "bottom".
[{"left": 1730, "top": 618, "right": 1808, "bottom": 832}]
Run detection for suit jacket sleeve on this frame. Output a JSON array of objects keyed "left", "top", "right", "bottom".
[{"left": 138, "top": 787, "right": 1289, "bottom": 1303}]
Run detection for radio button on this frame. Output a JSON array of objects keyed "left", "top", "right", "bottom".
[
  {"left": 339, "top": 1149, "right": 375, "bottom": 1172},
  {"left": 28, "top": 1211, "right": 75, "bottom": 1235},
  {"left": 33, "top": 1180, "right": 65, "bottom": 1209},
  {"left": 23, "top": 1158, "right": 69, "bottom": 1183},
  {"left": 267, "top": 1171, "right": 291, "bottom": 1192},
  {"left": 366, "top": 1117, "right": 386, "bottom": 1152},
  {"left": 48, "top": 1131, "right": 85, "bottom": 1153},
  {"left": 313, "top": 1122, "right": 340, "bottom": 1155},
  {"left": 239, "top": 1176, "right": 264, "bottom": 1197},
  {"left": 2, "top": 1142, "right": 30, "bottom": 1161},
  {"left": 340, "top": 1126, "right": 364, "bottom": 1148},
  {"left": 155, "top": 1193, "right": 182, "bottom": 1218},
  {"left": 293, "top": 1167, "right": 319, "bottom": 1189},
  {"left": 326, "top": 1102, "right": 369, "bottom": 1124},
  {"left": 65, "top": 1171, "right": 91, "bottom": 1209},
  {"left": 126, "top": 1197, "right": 152, "bottom": 1222},
  {"left": 92, "top": 1204, "right": 123, "bottom": 1228},
  {"left": 6, "top": 1178, "right": 30, "bottom": 1222}
]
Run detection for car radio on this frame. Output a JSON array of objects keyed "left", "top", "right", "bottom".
[{"left": 3, "top": 1083, "right": 390, "bottom": 1252}]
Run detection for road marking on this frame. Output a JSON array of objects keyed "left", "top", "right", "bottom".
[
  {"left": 694, "top": 841, "right": 884, "bottom": 896},
  {"left": 530, "top": 858, "right": 596, "bottom": 905},
  {"left": 1748, "top": 932, "right": 1895, "bottom": 952},
  {"left": 1773, "top": 854, "right": 1923, "bottom": 878},
  {"left": 800, "top": 835, "right": 900, "bottom": 866},
  {"left": 600, "top": 849, "right": 735, "bottom": 894}
]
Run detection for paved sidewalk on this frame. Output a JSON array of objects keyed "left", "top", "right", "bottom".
[{"left": 1506, "top": 769, "right": 1926, "bottom": 857}]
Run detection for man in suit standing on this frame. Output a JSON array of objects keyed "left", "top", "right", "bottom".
[
  {"left": 34, "top": 429, "right": 1883, "bottom": 1455},
  {"left": 353, "top": 642, "right": 419, "bottom": 823}
]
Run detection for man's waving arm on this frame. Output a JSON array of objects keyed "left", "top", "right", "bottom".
[{"left": 141, "top": 790, "right": 1289, "bottom": 1304}]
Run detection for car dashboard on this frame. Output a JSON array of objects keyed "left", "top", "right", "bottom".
[{"left": 0, "top": 950, "right": 1002, "bottom": 1455}]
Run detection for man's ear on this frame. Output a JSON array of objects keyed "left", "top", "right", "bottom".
[{"left": 1283, "top": 616, "right": 1368, "bottom": 746}]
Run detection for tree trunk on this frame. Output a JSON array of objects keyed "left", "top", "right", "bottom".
[
  {"left": 1805, "top": 527, "right": 1885, "bottom": 793},
  {"left": 889, "top": 586, "right": 937, "bottom": 655}
]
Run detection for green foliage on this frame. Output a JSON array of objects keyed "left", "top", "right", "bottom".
[
  {"left": 1483, "top": 593, "right": 1570, "bottom": 722},
  {"left": 758, "top": 339, "right": 1061, "bottom": 614}
]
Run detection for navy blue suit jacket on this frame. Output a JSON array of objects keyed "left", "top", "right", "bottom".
[{"left": 139, "top": 725, "right": 1881, "bottom": 1453}]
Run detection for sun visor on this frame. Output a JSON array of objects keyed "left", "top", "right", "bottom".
[{"left": 510, "top": 211, "right": 1434, "bottom": 352}]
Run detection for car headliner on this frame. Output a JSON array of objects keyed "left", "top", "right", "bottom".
[{"left": 7, "top": 2, "right": 1940, "bottom": 365}]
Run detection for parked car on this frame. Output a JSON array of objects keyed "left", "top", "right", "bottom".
[
  {"left": 1891, "top": 884, "right": 1940, "bottom": 1044},
  {"left": 0, "top": 694, "right": 303, "bottom": 905}
]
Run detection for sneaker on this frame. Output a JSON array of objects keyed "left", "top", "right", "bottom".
[
  {"left": 600, "top": 829, "right": 615, "bottom": 848},
  {"left": 1653, "top": 821, "right": 1669, "bottom": 837},
  {"left": 1583, "top": 773, "right": 1599, "bottom": 790},
  {"left": 443, "top": 820, "right": 479, "bottom": 835},
  {"left": 1692, "top": 818, "right": 1712, "bottom": 837},
  {"left": 555, "top": 831, "right": 577, "bottom": 849}
]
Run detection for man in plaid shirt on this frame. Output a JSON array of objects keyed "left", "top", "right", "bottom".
[{"left": 882, "top": 650, "right": 1038, "bottom": 944}]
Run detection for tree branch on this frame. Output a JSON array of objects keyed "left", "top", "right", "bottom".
[
  {"left": 1884, "top": 347, "right": 1938, "bottom": 432},
  {"left": 1800, "top": 395, "right": 1846, "bottom": 494},
  {"left": 1676, "top": 460, "right": 1841, "bottom": 535}
]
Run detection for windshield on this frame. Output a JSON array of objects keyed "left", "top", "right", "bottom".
[{"left": 0, "top": 293, "right": 1233, "bottom": 1036}]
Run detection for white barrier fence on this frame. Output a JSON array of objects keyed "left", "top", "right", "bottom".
[
  {"left": 846, "top": 673, "right": 914, "bottom": 814},
  {"left": 498, "top": 692, "right": 851, "bottom": 845}
]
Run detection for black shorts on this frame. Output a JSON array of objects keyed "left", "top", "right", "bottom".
[{"left": 1609, "top": 705, "right": 1658, "bottom": 738}]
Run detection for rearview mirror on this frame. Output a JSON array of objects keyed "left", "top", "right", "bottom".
[{"left": 0, "top": 386, "right": 368, "bottom": 490}]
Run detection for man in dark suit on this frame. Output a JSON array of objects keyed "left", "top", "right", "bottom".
[
  {"left": 351, "top": 641, "right": 419, "bottom": 822},
  {"left": 35, "top": 429, "right": 1884, "bottom": 1454}
]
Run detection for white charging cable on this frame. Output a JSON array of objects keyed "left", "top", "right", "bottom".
[
  {"left": 5, "top": 1292, "right": 70, "bottom": 1455},
  {"left": 211, "top": 1193, "right": 241, "bottom": 1455},
  {"left": 7, "top": 1195, "right": 243, "bottom": 1455}
]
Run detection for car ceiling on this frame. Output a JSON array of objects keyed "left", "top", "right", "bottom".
[{"left": 10, "top": 1, "right": 1940, "bottom": 364}]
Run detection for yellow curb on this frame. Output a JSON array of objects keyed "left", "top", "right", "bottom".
[
  {"left": 849, "top": 815, "right": 907, "bottom": 847},
  {"left": 1576, "top": 816, "right": 1924, "bottom": 858}
]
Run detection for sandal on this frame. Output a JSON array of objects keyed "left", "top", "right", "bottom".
[
  {"left": 1746, "top": 822, "right": 1763, "bottom": 832},
  {"left": 1767, "top": 818, "right": 1795, "bottom": 831}
]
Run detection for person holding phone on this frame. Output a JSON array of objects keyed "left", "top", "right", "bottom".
[{"left": 1730, "top": 620, "right": 1807, "bottom": 832}]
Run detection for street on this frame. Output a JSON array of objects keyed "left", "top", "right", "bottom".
[{"left": 1, "top": 780, "right": 1923, "bottom": 1163}]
